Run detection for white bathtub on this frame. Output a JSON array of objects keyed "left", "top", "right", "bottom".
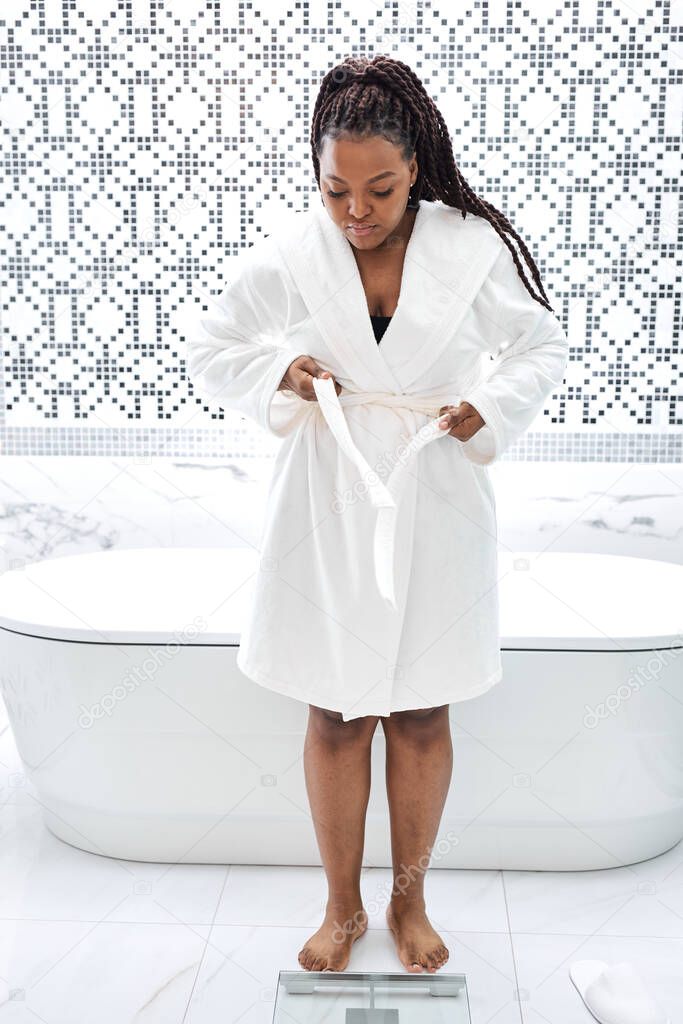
[{"left": 0, "top": 547, "right": 681, "bottom": 870}]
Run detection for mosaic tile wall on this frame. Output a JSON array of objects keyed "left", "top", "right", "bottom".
[{"left": 1, "top": 1, "right": 680, "bottom": 461}]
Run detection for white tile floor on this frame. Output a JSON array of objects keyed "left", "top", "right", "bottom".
[{"left": 2, "top": 716, "right": 682, "bottom": 1022}]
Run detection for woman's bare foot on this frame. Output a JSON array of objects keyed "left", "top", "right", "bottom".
[
  {"left": 298, "top": 899, "right": 368, "bottom": 972},
  {"left": 386, "top": 898, "right": 449, "bottom": 973}
]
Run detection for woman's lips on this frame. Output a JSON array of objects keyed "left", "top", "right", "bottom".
[{"left": 348, "top": 224, "right": 376, "bottom": 235}]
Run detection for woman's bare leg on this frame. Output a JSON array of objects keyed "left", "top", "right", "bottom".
[
  {"left": 298, "top": 705, "right": 380, "bottom": 972},
  {"left": 381, "top": 705, "right": 453, "bottom": 973}
]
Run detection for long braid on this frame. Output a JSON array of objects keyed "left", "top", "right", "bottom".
[{"left": 310, "top": 54, "right": 554, "bottom": 312}]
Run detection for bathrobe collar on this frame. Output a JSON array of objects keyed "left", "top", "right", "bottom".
[{"left": 277, "top": 197, "right": 504, "bottom": 393}]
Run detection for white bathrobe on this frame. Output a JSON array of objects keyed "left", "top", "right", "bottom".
[{"left": 187, "top": 198, "right": 569, "bottom": 721}]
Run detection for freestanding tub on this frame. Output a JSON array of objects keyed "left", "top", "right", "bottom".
[{"left": 0, "top": 547, "right": 681, "bottom": 870}]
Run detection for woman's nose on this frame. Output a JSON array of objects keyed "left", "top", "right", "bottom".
[{"left": 347, "top": 198, "right": 372, "bottom": 219}]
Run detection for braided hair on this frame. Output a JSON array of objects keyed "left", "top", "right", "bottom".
[{"left": 310, "top": 54, "right": 553, "bottom": 312}]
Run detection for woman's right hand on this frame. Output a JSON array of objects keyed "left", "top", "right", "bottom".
[{"left": 277, "top": 356, "right": 342, "bottom": 401}]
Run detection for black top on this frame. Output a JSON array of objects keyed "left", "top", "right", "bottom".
[{"left": 370, "top": 314, "right": 392, "bottom": 343}]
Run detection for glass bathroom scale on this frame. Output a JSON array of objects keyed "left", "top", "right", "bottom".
[{"left": 273, "top": 971, "right": 471, "bottom": 1023}]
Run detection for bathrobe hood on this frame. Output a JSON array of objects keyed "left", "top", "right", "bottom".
[{"left": 278, "top": 198, "right": 504, "bottom": 392}]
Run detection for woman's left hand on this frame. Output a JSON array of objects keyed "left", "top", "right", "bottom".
[{"left": 437, "top": 401, "right": 486, "bottom": 441}]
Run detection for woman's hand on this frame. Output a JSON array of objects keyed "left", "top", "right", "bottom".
[
  {"left": 437, "top": 401, "right": 486, "bottom": 441},
  {"left": 278, "top": 356, "right": 342, "bottom": 401}
]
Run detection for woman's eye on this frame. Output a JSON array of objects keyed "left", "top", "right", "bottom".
[{"left": 326, "top": 188, "right": 394, "bottom": 199}]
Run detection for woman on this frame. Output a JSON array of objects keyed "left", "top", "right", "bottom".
[{"left": 187, "top": 54, "right": 568, "bottom": 975}]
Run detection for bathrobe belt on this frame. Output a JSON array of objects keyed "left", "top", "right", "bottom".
[{"left": 312, "top": 375, "right": 461, "bottom": 610}]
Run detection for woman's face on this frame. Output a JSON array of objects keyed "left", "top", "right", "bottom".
[{"left": 318, "top": 134, "right": 418, "bottom": 251}]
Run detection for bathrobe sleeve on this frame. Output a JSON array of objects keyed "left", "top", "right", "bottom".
[
  {"left": 186, "top": 232, "right": 311, "bottom": 438},
  {"left": 458, "top": 243, "right": 569, "bottom": 466}
]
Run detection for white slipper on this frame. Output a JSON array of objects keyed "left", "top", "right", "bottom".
[{"left": 569, "top": 960, "right": 672, "bottom": 1024}]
